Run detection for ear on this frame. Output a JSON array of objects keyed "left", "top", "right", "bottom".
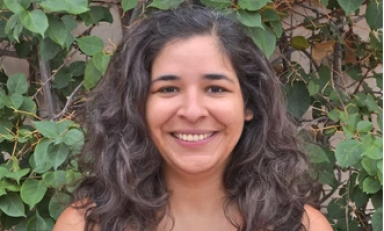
[{"left": 245, "top": 108, "right": 253, "bottom": 121}]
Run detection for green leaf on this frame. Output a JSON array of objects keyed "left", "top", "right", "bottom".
[
  {"left": 0, "top": 120, "right": 13, "bottom": 143},
  {"left": 307, "top": 80, "right": 319, "bottom": 96},
  {"left": 27, "top": 212, "right": 47, "bottom": 231},
  {"left": 61, "top": 15, "right": 77, "bottom": 32},
  {"left": 269, "top": 20, "right": 283, "bottom": 38},
  {"left": 370, "top": 32, "right": 383, "bottom": 51},
  {"left": 48, "top": 143, "right": 70, "bottom": 170},
  {"left": 84, "top": 59, "right": 102, "bottom": 90},
  {"left": 261, "top": 8, "right": 280, "bottom": 21},
  {"left": 39, "top": 0, "right": 89, "bottom": 15},
  {"left": 80, "top": 6, "right": 110, "bottom": 26},
  {"left": 13, "top": 219, "right": 27, "bottom": 231},
  {"left": 291, "top": 36, "right": 310, "bottom": 50},
  {"left": 238, "top": 0, "right": 270, "bottom": 11},
  {"left": 52, "top": 67, "right": 72, "bottom": 89},
  {"left": 237, "top": 10, "right": 263, "bottom": 28},
  {"left": 7, "top": 73, "right": 28, "bottom": 95},
  {"left": 3, "top": 94, "right": 23, "bottom": 109},
  {"left": 361, "top": 157, "right": 378, "bottom": 176},
  {"left": 122, "top": 0, "right": 137, "bottom": 12},
  {"left": 336, "top": 0, "right": 364, "bottom": 15},
  {"left": 93, "top": 52, "right": 111, "bottom": 75},
  {"left": 33, "top": 121, "right": 59, "bottom": 138},
  {"left": 248, "top": 27, "right": 276, "bottom": 58},
  {"left": 346, "top": 65, "right": 362, "bottom": 80},
  {"left": 377, "top": 159, "right": 383, "bottom": 176},
  {"left": 327, "top": 198, "right": 345, "bottom": 218},
  {"left": 6, "top": 168, "right": 30, "bottom": 184},
  {"left": 372, "top": 207, "right": 383, "bottom": 231},
  {"left": 0, "top": 179, "right": 21, "bottom": 192},
  {"left": 304, "top": 143, "right": 329, "bottom": 163},
  {"left": 147, "top": 0, "right": 184, "bottom": 9},
  {"left": 19, "top": 9, "right": 48, "bottom": 37},
  {"left": 39, "top": 37, "right": 61, "bottom": 61},
  {"left": 361, "top": 145, "right": 382, "bottom": 160},
  {"left": 366, "top": 0, "right": 383, "bottom": 30},
  {"left": 49, "top": 193, "right": 70, "bottom": 220},
  {"left": 320, "top": 0, "right": 328, "bottom": 7},
  {"left": 21, "top": 179, "right": 47, "bottom": 208},
  {"left": 374, "top": 72, "right": 383, "bottom": 90},
  {"left": 64, "top": 128, "right": 84, "bottom": 146},
  {"left": 76, "top": 36, "right": 104, "bottom": 56},
  {"left": 19, "top": 97, "right": 37, "bottom": 114},
  {"left": 356, "top": 121, "right": 373, "bottom": 132},
  {"left": 0, "top": 193, "right": 25, "bottom": 217},
  {"left": 43, "top": 171, "right": 66, "bottom": 188},
  {"left": 352, "top": 186, "right": 369, "bottom": 208},
  {"left": 335, "top": 139, "right": 363, "bottom": 168},
  {"left": 33, "top": 138, "right": 53, "bottom": 172},
  {"left": 68, "top": 61, "right": 86, "bottom": 77},
  {"left": 4, "top": 0, "right": 25, "bottom": 14},
  {"left": 200, "top": 0, "right": 232, "bottom": 9},
  {"left": 285, "top": 81, "right": 311, "bottom": 119},
  {"left": 57, "top": 120, "right": 71, "bottom": 134},
  {"left": 46, "top": 15, "right": 67, "bottom": 47},
  {"left": 371, "top": 191, "right": 383, "bottom": 209},
  {"left": 362, "top": 177, "right": 381, "bottom": 193}
]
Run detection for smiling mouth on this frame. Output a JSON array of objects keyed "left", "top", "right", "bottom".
[{"left": 172, "top": 132, "right": 215, "bottom": 142}]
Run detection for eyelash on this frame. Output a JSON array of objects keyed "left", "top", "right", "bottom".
[{"left": 156, "top": 86, "right": 227, "bottom": 94}]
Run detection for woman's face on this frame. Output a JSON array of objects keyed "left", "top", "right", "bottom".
[{"left": 146, "top": 35, "right": 253, "bottom": 177}]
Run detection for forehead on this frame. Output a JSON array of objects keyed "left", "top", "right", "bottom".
[{"left": 151, "top": 35, "right": 236, "bottom": 77}]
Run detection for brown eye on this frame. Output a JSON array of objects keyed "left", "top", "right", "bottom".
[
  {"left": 159, "top": 87, "right": 178, "bottom": 93},
  {"left": 207, "top": 86, "right": 225, "bottom": 93}
]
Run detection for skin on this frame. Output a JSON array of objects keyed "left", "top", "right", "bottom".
[{"left": 53, "top": 36, "right": 334, "bottom": 231}]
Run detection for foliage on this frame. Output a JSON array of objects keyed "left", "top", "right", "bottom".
[{"left": 0, "top": 0, "right": 382, "bottom": 230}]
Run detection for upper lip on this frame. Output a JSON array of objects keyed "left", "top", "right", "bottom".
[{"left": 170, "top": 130, "right": 216, "bottom": 134}]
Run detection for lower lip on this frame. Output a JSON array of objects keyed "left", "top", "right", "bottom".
[{"left": 172, "top": 132, "right": 217, "bottom": 147}]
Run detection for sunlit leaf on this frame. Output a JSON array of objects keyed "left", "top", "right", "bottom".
[
  {"left": 238, "top": 0, "right": 270, "bottom": 11},
  {"left": 336, "top": 0, "right": 364, "bottom": 15},
  {"left": 0, "top": 193, "right": 25, "bottom": 217},
  {"left": 335, "top": 139, "right": 363, "bottom": 168},
  {"left": 148, "top": 0, "right": 184, "bottom": 9},
  {"left": 19, "top": 9, "right": 48, "bottom": 37},
  {"left": 84, "top": 59, "right": 102, "bottom": 90},
  {"left": 122, "top": 0, "right": 137, "bottom": 12},
  {"left": 200, "top": 0, "right": 232, "bottom": 9},
  {"left": 237, "top": 10, "right": 263, "bottom": 28},
  {"left": 20, "top": 179, "right": 47, "bottom": 208},
  {"left": 76, "top": 36, "right": 104, "bottom": 56},
  {"left": 39, "top": 0, "right": 89, "bottom": 15},
  {"left": 366, "top": 0, "right": 383, "bottom": 30},
  {"left": 248, "top": 26, "right": 276, "bottom": 58},
  {"left": 7, "top": 73, "right": 28, "bottom": 95}
]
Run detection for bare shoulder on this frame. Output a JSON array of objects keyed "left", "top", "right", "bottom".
[
  {"left": 53, "top": 200, "right": 99, "bottom": 231},
  {"left": 302, "top": 204, "right": 333, "bottom": 231}
]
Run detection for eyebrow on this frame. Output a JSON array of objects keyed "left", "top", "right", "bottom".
[{"left": 151, "top": 73, "right": 234, "bottom": 83}]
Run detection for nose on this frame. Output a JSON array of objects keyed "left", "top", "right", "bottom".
[{"left": 177, "top": 89, "right": 208, "bottom": 123}]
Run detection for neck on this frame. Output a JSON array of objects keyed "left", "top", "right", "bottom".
[
  {"left": 160, "top": 167, "right": 241, "bottom": 231},
  {"left": 167, "top": 171, "right": 226, "bottom": 214}
]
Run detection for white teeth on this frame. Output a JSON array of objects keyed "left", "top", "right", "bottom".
[{"left": 174, "top": 133, "right": 213, "bottom": 142}]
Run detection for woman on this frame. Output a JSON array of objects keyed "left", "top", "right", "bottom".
[{"left": 54, "top": 7, "right": 333, "bottom": 231}]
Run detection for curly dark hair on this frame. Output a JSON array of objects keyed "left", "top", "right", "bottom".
[{"left": 73, "top": 6, "right": 315, "bottom": 231}]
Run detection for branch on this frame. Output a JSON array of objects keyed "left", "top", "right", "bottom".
[
  {"left": 37, "top": 53, "right": 55, "bottom": 119},
  {"left": 298, "top": 116, "right": 328, "bottom": 132},
  {"left": 32, "top": 50, "right": 77, "bottom": 100},
  {"left": 53, "top": 81, "right": 84, "bottom": 121},
  {"left": 0, "top": 49, "right": 19, "bottom": 58}
]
